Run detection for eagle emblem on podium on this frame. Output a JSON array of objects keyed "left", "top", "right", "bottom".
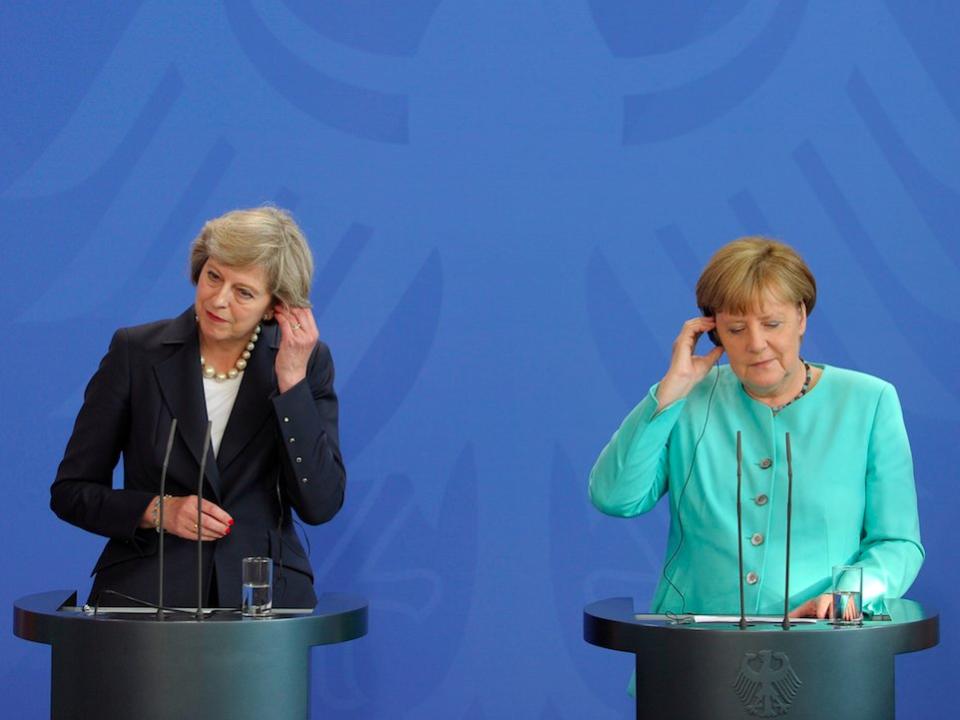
[{"left": 732, "top": 649, "right": 802, "bottom": 717}]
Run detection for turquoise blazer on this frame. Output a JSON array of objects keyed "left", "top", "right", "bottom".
[{"left": 589, "top": 364, "right": 923, "bottom": 616}]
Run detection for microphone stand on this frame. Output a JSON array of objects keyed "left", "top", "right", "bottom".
[
  {"left": 735, "top": 431, "right": 749, "bottom": 629},
  {"left": 196, "top": 422, "right": 212, "bottom": 620},
  {"left": 782, "top": 432, "right": 794, "bottom": 631},
  {"left": 156, "top": 418, "right": 178, "bottom": 619}
]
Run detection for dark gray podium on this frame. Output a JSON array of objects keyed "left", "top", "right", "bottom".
[
  {"left": 584, "top": 597, "right": 938, "bottom": 720},
  {"left": 14, "top": 590, "right": 367, "bottom": 720}
]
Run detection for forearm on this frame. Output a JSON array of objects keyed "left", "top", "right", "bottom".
[
  {"left": 856, "top": 383, "right": 924, "bottom": 607},
  {"left": 855, "top": 539, "right": 924, "bottom": 608},
  {"left": 51, "top": 479, "right": 156, "bottom": 539},
  {"left": 589, "top": 385, "right": 682, "bottom": 517},
  {"left": 271, "top": 354, "right": 345, "bottom": 525},
  {"left": 49, "top": 328, "right": 149, "bottom": 539}
]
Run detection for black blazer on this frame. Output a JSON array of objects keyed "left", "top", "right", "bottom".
[{"left": 50, "top": 308, "right": 346, "bottom": 608}]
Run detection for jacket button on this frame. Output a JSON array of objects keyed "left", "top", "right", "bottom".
[
  {"left": 301, "top": 477, "right": 309, "bottom": 483},
  {"left": 296, "top": 456, "right": 302, "bottom": 463},
  {"left": 751, "top": 533, "right": 764, "bottom": 546},
  {"left": 755, "top": 494, "right": 769, "bottom": 506},
  {"left": 289, "top": 437, "right": 295, "bottom": 443},
  {"left": 746, "top": 571, "right": 759, "bottom": 585},
  {"left": 283, "top": 417, "right": 290, "bottom": 423},
  {"left": 759, "top": 458, "right": 773, "bottom": 469}
]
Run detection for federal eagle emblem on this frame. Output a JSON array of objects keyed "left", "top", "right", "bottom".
[{"left": 732, "top": 649, "right": 802, "bottom": 717}]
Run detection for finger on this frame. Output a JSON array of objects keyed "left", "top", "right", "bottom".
[
  {"left": 181, "top": 519, "right": 222, "bottom": 542},
  {"left": 288, "top": 307, "right": 315, "bottom": 337},
  {"left": 201, "top": 513, "right": 232, "bottom": 537},
  {"left": 704, "top": 345, "right": 724, "bottom": 364},
  {"left": 276, "top": 313, "right": 308, "bottom": 349},
  {"left": 818, "top": 595, "right": 833, "bottom": 619},
  {"left": 296, "top": 307, "right": 318, "bottom": 333},
  {"left": 677, "top": 317, "right": 716, "bottom": 350},
  {"left": 274, "top": 308, "right": 292, "bottom": 336},
  {"left": 683, "top": 316, "right": 716, "bottom": 333},
  {"left": 200, "top": 498, "right": 233, "bottom": 526},
  {"left": 788, "top": 599, "right": 814, "bottom": 618}
]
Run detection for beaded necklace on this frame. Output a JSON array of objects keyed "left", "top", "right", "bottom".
[
  {"left": 769, "top": 359, "right": 812, "bottom": 414},
  {"left": 200, "top": 324, "right": 261, "bottom": 382}
]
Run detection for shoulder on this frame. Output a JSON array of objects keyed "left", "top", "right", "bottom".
[
  {"left": 103, "top": 308, "right": 195, "bottom": 370},
  {"left": 117, "top": 308, "right": 195, "bottom": 348},
  {"left": 818, "top": 364, "right": 897, "bottom": 401}
]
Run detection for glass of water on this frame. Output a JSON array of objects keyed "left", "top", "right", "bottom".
[
  {"left": 831, "top": 565, "right": 863, "bottom": 626},
  {"left": 242, "top": 557, "right": 273, "bottom": 617}
]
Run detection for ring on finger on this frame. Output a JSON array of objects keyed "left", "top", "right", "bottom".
[{"left": 292, "top": 322, "right": 302, "bottom": 330}]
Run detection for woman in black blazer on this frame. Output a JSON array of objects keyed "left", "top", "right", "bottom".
[{"left": 50, "top": 207, "right": 346, "bottom": 609}]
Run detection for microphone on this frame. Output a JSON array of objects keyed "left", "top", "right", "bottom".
[
  {"left": 782, "top": 432, "right": 794, "bottom": 630},
  {"left": 196, "top": 421, "right": 213, "bottom": 620},
  {"left": 156, "top": 418, "right": 178, "bottom": 618},
  {"left": 735, "top": 431, "right": 749, "bottom": 629}
]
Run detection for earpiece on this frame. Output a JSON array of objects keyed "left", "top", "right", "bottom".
[{"left": 699, "top": 306, "right": 722, "bottom": 347}]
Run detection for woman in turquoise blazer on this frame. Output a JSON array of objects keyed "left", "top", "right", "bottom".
[{"left": 590, "top": 238, "right": 923, "bottom": 623}]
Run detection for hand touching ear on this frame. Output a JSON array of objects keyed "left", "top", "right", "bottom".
[
  {"left": 656, "top": 317, "right": 725, "bottom": 408},
  {"left": 273, "top": 305, "right": 320, "bottom": 393}
]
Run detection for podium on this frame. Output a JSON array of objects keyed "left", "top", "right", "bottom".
[
  {"left": 14, "top": 590, "right": 368, "bottom": 720},
  {"left": 584, "top": 597, "right": 938, "bottom": 720}
]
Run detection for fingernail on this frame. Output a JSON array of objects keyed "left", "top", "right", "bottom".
[
  {"left": 228, "top": 519, "right": 234, "bottom": 525},
  {"left": 225, "top": 526, "right": 231, "bottom": 535}
]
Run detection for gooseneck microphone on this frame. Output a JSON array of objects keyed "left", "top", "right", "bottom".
[
  {"left": 156, "top": 418, "right": 178, "bottom": 618},
  {"left": 782, "top": 432, "right": 794, "bottom": 630},
  {"left": 196, "top": 421, "right": 213, "bottom": 620},
  {"left": 735, "top": 431, "right": 749, "bottom": 630}
]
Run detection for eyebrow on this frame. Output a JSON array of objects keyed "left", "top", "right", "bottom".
[
  {"left": 206, "top": 262, "right": 263, "bottom": 293},
  {"left": 723, "top": 313, "right": 784, "bottom": 322}
]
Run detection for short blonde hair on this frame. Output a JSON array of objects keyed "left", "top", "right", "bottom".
[
  {"left": 189, "top": 206, "right": 314, "bottom": 308},
  {"left": 695, "top": 237, "right": 816, "bottom": 315}
]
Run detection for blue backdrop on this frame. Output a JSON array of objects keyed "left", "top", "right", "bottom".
[{"left": 2, "top": 2, "right": 956, "bottom": 717}]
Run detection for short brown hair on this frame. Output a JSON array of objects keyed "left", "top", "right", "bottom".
[
  {"left": 695, "top": 237, "right": 816, "bottom": 316},
  {"left": 189, "top": 206, "right": 314, "bottom": 308}
]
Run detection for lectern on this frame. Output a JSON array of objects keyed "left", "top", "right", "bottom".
[
  {"left": 584, "top": 597, "right": 937, "bottom": 720},
  {"left": 14, "top": 590, "right": 368, "bottom": 720}
]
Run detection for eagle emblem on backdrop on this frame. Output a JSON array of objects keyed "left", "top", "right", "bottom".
[{"left": 732, "top": 649, "right": 802, "bottom": 718}]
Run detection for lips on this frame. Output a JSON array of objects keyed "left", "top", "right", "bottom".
[
  {"left": 205, "top": 310, "right": 227, "bottom": 323},
  {"left": 751, "top": 359, "right": 775, "bottom": 368}
]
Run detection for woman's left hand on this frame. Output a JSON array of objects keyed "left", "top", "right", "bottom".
[
  {"left": 273, "top": 305, "right": 319, "bottom": 393},
  {"left": 789, "top": 593, "right": 833, "bottom": 619}
]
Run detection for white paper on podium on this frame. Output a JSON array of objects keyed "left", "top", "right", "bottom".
[
  {"left": 633, "top": 613, "right": 819, "bottom": 624},
  {"left": 691, "top": 614, "right": 818, "bottom": 624}
]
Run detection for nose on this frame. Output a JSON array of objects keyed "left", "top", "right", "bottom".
[
  {"left": 213, "top": 286, "right": 231, "bottom": 308},
  {"left": 745, "top": 325, "right": 766, "bottom": 353}
]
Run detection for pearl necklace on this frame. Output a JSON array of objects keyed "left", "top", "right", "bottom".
[{"left": 200, "top": 324, "right": 260, "bottom": 382}]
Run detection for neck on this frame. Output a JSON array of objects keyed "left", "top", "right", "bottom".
[{"left": 744, "top": 358, "right": 807, "bottom": 408}]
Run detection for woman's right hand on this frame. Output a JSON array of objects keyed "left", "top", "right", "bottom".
[
  {"left": 655, "top": 317, "right": 725, "bottom": 408},
  {"left": 141, "top": 495, "right": 233, "bottom": 541}
]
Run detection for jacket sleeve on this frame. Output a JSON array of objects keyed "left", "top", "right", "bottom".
[
  {"left": 50, "top": 329, "right": 156, "bottom": 539},
  {"left": 271, "top": 342, "right": 346, "bottom": 525},
  {"left": 856, "top": 383, "right": 924, "bottom": 608},
  {"left": 588, "top": 385, "right": 685, "bottom": 517}
]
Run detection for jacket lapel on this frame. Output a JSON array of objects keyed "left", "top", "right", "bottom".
[
  {"left": 153, "top": 308, "right": 223, "bottom": 499},
  {"left": 215, "top": 321, "right": 279, "bottom": 473}
]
